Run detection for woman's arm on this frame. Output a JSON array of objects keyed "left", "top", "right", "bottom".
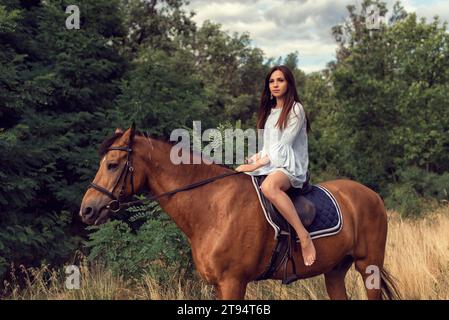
[
  {"left": 265, "top": 103, "right": 304, "bottom": 168},
  {"left": 254, "top": 154, "right": 270, "bottom": 167},
  {"left": 236, "top": 103, "right": 305, "bottom": 172},
  {"left": 245, "top": 152, "right": 259, "bottom": 164}
]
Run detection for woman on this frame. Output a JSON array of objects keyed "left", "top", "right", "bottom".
[{"left": 235, "top": 65, "right": 316, "bottom": 266}]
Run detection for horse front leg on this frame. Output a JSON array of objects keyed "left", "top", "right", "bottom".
[{"left": 215, "top": 278, "right": 248, "bottom": 300}]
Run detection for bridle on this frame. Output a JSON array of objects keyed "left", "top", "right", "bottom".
[
  {"left": 87, "top": 126, "right": 243, "bottom": 215},
  {"left": 88, "top": 127, "right": 136, "bottom": 213}
]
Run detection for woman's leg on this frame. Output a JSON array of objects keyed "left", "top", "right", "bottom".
[{"left": 260, "top": 171, "right": 316, "bottom": 266}]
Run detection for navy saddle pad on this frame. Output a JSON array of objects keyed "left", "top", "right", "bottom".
[{"left": 250, "top": 176, "right": 343, "bottom": 240}]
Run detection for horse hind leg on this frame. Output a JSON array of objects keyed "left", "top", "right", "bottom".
[
  {"left": 351, "top": 187, "right": 404, "bottom": 300},
  {"left": 355, "top": 256, "right": 401, "bottom": 300},
  {"left": 354, "top": 225, "right": 387, "bottom": 299},
  {"left": 354, "top": 256, "right": 384, "bottom": 300},
  {"left": 354, "top": 208, "right": 393, "bottom": 299},
  {"left": 324, "top": 255, "right": 354, "bottom": 300}
]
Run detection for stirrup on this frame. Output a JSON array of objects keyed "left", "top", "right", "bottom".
[
  {"left": 282, "top": 274, "right": 300, "bottom": 285},
  {"left": 282, "top": 229, "right": 299, "bottom": 285}
]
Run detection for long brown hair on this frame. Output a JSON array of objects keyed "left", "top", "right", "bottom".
[{"left": 256, "top": 65, "right": 311, "bottom": 133}]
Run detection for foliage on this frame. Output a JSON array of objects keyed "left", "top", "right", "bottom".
[
  {"left": 325, "top": 0, "right": 449, "bottom": 195},
  {"left": 384, "top": 183, "right": 424, "bottom": 217},
  {"left": 86, "top": 201, "right": 192, "bottom": 281},
  {"left": 0, "top": 0, "right": 126, "bottom": 281},
  {"left": 117, "top": 47, "right": 208, "bottom": 137},
  {"left": 383, "top": 166, "right": 449, "bottom": 217}
]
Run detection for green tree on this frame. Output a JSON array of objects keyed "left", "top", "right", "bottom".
[
  {"left": 386, "top": 14, "right": 449, "bottom": 173},
  {"left": 190, "top": 20, "right": 268, "bottom": 126},
  {"left": 119, "top": 0, "right": 196, "bottom": 59},
  {"left": 328, "top": 0, "right": 449, "bottom": 209},
  {"left": 116, "top": 47, "right": 208, "bottom": 137},
  {"left": 0, "top": 0, "right": 126, "bottom": 278}
]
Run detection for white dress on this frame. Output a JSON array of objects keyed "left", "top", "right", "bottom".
[{"left": 245, "top": 101, "right": 309, "bottom": 188}]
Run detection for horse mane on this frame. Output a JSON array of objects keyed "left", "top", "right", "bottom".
[
  {"left": 99, "top": 130, "right": 152, "bottom": 157},
  {"left": 98, "top": 130, "right": 234, "bottom": 170}
]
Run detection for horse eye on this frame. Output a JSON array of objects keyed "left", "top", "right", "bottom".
[{"left": 107, "top": 163, "right": 119, "bottom": 171}]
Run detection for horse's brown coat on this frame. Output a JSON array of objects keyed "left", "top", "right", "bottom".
[{"left": 80, "top": 128, "right": 400, "bottom": 300}]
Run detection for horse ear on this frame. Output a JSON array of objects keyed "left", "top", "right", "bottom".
[
  {"left": 131, "top": 121, "right": 136, "bottom": 132},
  {"left": 115, "top": 128, "right": 123, "bottom": 134}
]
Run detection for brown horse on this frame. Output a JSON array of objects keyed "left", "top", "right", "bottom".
[{"left": 79, "top": 127, "right": 400, "bottom": 300}]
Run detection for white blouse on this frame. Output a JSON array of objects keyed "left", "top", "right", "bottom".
[{"left": 245, "top": 101, "right": 309, "bottom": 188}]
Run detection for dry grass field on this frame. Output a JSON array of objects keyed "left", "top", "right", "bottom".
[{"left": 4, "top": 206, "right": 449, "bottom": 300}]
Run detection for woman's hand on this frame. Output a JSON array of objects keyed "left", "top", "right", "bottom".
[
  {"left": 235, "top": 163, "right": 258, "bottom": 172},
  {"left": 236, "top": 155, "right": 270, "bottom": 172}
]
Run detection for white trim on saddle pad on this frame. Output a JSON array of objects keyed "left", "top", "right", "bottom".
[
  {"left": 250, "top": 176, "right": 343, "bottom": 240},
  {"left": 250, "top": 176, "right": 280, "bottom": 239}
]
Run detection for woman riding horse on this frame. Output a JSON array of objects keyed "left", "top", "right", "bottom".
[
  {"left": 80, "top": 123, "right": 400, "bottom": 299},
  {"left": 235, "top": 65, "right": 316, "bottom": 267}
]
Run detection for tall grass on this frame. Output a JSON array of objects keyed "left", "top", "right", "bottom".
[{"left": 3, "top": 206, "right": 449, "bottom": 300}]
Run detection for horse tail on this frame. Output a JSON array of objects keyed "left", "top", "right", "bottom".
[
  {"left": 378, "top": 194, "right": 400, "bottom": 300},
  {"left": 380, "top": 267, "right": 401, "bottom": 300}
]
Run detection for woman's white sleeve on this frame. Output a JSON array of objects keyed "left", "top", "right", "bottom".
[{"left": 266, "top": 103, "right": 304, "bottom": 168}]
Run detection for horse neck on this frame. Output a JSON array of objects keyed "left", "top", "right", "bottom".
[{"left": 138, "top": 137, "right": 234, "bottom": 238}]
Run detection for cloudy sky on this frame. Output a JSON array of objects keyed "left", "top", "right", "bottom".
[{"left": 184, "top": 0, "right": 449, "bottom": 73}]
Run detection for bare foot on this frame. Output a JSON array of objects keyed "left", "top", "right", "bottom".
[{"left": 300, "top": 234, "right": 316, "bottom": 266}]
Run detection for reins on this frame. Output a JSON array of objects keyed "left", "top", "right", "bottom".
[
  {"left": 88, "top": 125, "right": 245, "bottom": 215},
  {"left": 112, "top": 171, "right": 244, "bottom": 214}
]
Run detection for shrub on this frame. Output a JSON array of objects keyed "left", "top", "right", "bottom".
[
  {"left": 85, "top": 201, "right": 193, "bottom": 281},
  {"left": 396, "top": 166, "right": 449, "bottom": 201},
  {"left": 384, "top": 183, "right": 424, "bottom": 218}
]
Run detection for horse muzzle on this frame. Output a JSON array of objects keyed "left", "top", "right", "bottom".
[{"left": 79, "top": 202, "right": 112, "bottom": 225}]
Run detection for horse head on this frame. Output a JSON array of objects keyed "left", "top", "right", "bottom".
[{"left": 79, "top": 124, "right": 148, "bottom": 225}]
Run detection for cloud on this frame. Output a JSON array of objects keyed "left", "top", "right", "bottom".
[
  {"left": 411, "top": 1, "right": 449, "bottom": 25},
  {"left": 186, "top": 0, "right": 349, "bottom": 72},
  {"left": 185, "top": 0, "right": 449, "bottom": 73},
  {"left": 189, "top": 1, "right": 262, "bottom": 24}
]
